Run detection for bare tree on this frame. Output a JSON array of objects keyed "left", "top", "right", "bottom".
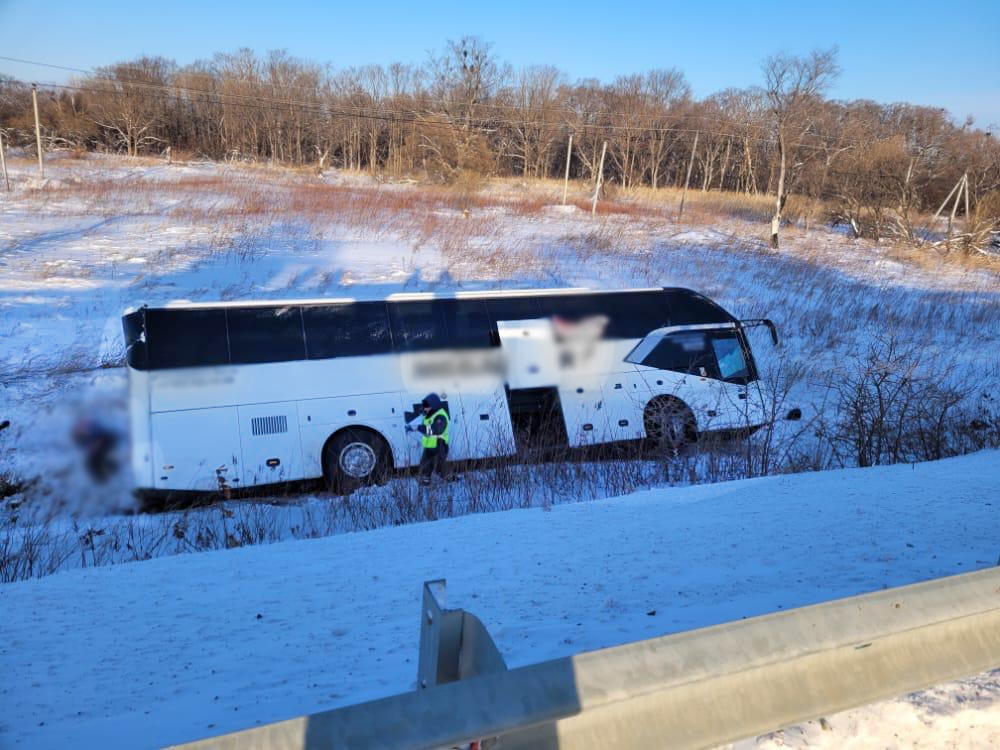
[
  {"left": 506, "top": 65, "right": 564, "bottom": 178},
  {"left": 605, "top": 74, "right": 647, "bottom": 189},
  {"left": 762, "top": 48, "right": 839, "bottom": 248},
  {"left": 4, "top": 40, "right": 998, "bottom": 241},
  {"left": 88, "top": 57, "right": 174, "bottom": 156},
  {"left": 420, "top": 37, "right": 506, "bottom": 181},
  {"left": 639, "top": 69, "right": 690, "bottom": 189}
]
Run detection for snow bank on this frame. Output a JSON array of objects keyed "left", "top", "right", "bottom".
[{"left": 2, "top": 450, "right": 999, "bottom": 748}]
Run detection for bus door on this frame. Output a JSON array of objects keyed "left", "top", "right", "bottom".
[
  {"left": 496, "top": 319, "right": 560, "bottom": 389},
  {"left": 496, "top": 318, "right": 571, "bottom": 447},
  {"left": 497, "top": 318, "right": 612, "bottom": 447},
  {"left": 237, "top": 402, "right": 303, "bottom": 487}
]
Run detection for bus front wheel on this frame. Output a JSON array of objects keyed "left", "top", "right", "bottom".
[
  {"left": 644, "top": 397, "right": 696, "bottom": 456},
  {"left": 323, "top": 429, "right": 390, "bottom": 493}
]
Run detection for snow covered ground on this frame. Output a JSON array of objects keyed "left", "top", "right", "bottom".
[
  {"left": 2, "top": 450, "right": 999, "bottom": 748},
  {"left": 1, "top": 153, "right": 999, "bottom": 747}
]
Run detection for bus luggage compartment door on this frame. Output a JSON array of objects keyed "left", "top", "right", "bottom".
[
  {"left": 558, "top": 376, "right": 611, "bottom": 447},
  {"left": 601, "top": 375, "right": 647, "bottom": 442},
  {"left": 238, "top": 403, "right": 303, "bottom": 487},
  {"left": 454, "top": 386, "right": 516, "bottom": 461},
  {"left": 151, "top": 406, "right": 240, "bottom": 491}
]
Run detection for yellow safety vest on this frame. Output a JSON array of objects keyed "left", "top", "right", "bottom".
[{"left": 421, "top": 408, "right": 450, "bottom": 449}]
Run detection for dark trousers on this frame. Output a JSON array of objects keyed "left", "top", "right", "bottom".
[
  {"left": 418, "top": 442, "right": 449, "bottom": 483},
  {"left": 85, "top": 437, "right": 118, "bottom": 483}
]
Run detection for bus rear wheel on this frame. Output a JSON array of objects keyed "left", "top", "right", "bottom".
[
  {"left": 323, "top": 429, "right": 389, "bottom": 493},
  {"left": 644, "top": 397, "right": 696, "bottom": 456}
]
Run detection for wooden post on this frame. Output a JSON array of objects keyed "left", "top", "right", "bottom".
[
  {"left": 678, "top": 131, "right": 699, "bottom": 218},
  {"left": 932, "top": 176, "right": 963, "bottom": 223},
  {"left": 31, "top": 84, "right": 44, "bottom": 178},
  {"left": 947, "top": 173, "right": 967, "bottom": 246},
  {"left": 562, "top": 134, "right": 573, "bottom": 206},
  {"left": 0, "top": 128, "right": 10, "bottom": 192},
  {"left": 591, "top": 140, "right": 607, "bottom": 217},
  {"left": 962, "top": 172, "right": 970, "bottom": 224}
]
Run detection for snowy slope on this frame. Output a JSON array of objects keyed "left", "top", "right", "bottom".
[
  {"left": 2, "top": 155, "right": 999, "bottom": 518},
  {"left": 2, "top": 450, "right": 999, "bottom": 749}
]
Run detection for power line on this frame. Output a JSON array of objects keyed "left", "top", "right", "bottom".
[
  {"left": 5, "top": 75, "right": 854, "bottom": 156},
  {"left": 0, "top": 55, "right": 861, "bottom": 152}
]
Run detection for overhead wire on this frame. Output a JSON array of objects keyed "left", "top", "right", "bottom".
[
  {"left": 0, "top": 55, "right": 873, "bottom": 153},
  {"left": 4, "top": 76, "right": 862, "bottom": 157}
]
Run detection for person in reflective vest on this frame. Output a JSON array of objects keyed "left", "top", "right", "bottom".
[{"left": 406, "top": 393, "right": 452, "bottom": 486}]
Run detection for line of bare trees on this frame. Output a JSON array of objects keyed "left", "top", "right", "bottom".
[{"left": 2, "top": 39, "right": 999, "bottom": 248}]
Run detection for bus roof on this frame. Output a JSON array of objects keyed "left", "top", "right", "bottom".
[{"left": 125, "top": 287, "right": 682, "bottom": 314}]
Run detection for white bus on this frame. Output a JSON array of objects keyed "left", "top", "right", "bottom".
[{"left": 122, "top": 287, "right": 779, "bottom": 495}]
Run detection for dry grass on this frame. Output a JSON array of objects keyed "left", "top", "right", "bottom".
[
  {"left": 16, "top": 156, "right": 998, "bottom": 281},
  {"left": 881, "top": 238, "right": 1000, "bottom": 274}
]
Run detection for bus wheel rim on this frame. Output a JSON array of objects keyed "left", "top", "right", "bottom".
[{"left": 339, "top": 442, "right": 376, "bottom": 478}]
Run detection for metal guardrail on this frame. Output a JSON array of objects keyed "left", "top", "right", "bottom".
[{"left": 175, "top": 567, "right": 1000, "bottom": 750}]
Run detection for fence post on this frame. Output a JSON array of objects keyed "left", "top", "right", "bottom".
[
  {"left": 562, "top": 134, "right": 573, "bottom": 206},
  {"left": 31, "top": 84, "right": 44, "bottom": 178},
  {"left": 0, "top": 128, "right": 10, "bottom": 191},
  {"left": 591, "top": 141, "right": 607, "bottom": 217},
  {"left": 679, "top": 131, "right": 699, "bottom": 218}
]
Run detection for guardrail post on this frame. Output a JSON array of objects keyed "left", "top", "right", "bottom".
[{"left": 418, "top": 579, "right": 507, "bottom": 690}]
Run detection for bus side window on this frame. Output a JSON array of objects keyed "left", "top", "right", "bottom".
[
  {"left": 535, "top": 293, "right": 591, "bottom": 322},
  {"left": 642, "top": 332, "right": 716, "bottom": 377},
  {"left": 445, "top": 300, "right": 492, "bottom": 349},
  {"left": 303, "top": 303, "right": 392, "bottom": 359},
  {"left": 485, "top": 298, "right": 541, "bottom": 325},
  {"left": 389, "top": 301, "right": 449, "bottom": 352},
  {"left": 146, "top": 308, "right": 229, "bottom": 369},
  {"left": 601, "top": 291, "right": 669, "bottom": 338},
  {"left": 661, "top": 289, "right": 732, "bottom": 327},
  {"left": 228, "top": 307, "right": 306, "bottom": 364}
]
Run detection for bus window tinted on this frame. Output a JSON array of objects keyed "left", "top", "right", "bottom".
[
  {"left": 660, "top": 290, "right": 732, "bottom": 327},
  {"left": 445, "top": 300, "right": 492, "bottom": 348},
  {"left": 640, "top": 330, "right": 753, "bottom": 383},
  {"left": 303, "top": 303, "right": 392, "bottom": 359},
  {"left": 146, "top": 309, "right": 229, "bottom": 369},
  {"left": 228, "top": 307, "right": 305, "bottom": 364},
  {"left": 536, "top": 291, "right": 669, "bottom": 339},
  {"left": 642, "top": 331, "right": 715, "bottom": 376},
  {"left": 485, "top": 297, "right": 541, "bottom": 327},
  {"left": 389, "top": 301, "right": 449, "bottom": 352},
  {"left": 600, "top": 291, "right": 670, "bottom": 337}
]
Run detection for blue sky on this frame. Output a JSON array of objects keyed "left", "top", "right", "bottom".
[{"left": 1, "top": 0, "right": 998, "bottom": 127}]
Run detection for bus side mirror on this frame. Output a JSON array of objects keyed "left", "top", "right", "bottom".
[
  {"left": 766, "top": 320, "right": 778, "bottom": 346},
  {"left": 740, "top": 319, "right": 779, "bottom": 347}
]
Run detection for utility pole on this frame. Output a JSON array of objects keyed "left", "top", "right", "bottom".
[
  {"left": 933, "top": 172, "right": 969, "bottom": 249},
  {"left": 591, "top": 141, "right": 607, "bottom": 217},
  {"left": 562, "top": 134, "right": 573, "bottom": 206},
  {"left": 678, "top": 131, "right": 699, "bottom": 218},
  {"left": 31, "top": 84, "right": 44, "bottom": 178},
  {"left": 0, "top": 128, "right": 10, "bottom": 192}
]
